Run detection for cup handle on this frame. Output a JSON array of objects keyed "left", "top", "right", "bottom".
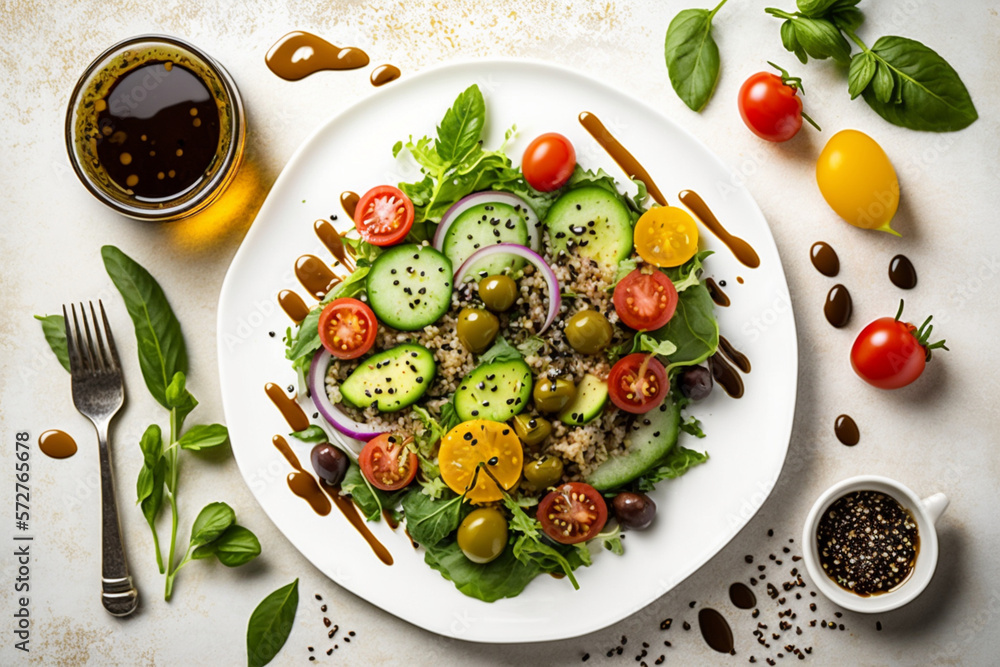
[{"left": 921, "top": 493, "right": 949, "bottom": 524}]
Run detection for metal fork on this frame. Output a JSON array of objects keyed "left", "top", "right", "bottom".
[{"left": 63, "top": 301, "right": 139, "bottom": 617}]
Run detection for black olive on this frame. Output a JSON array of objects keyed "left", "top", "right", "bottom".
[
  {"left": 310, "top": 443, "right": 348, "bottom": 486},
  {"left": 678, "top": 365, "right": 713, "bottom": 401},
  {"left": 613, "top": 492, "right": 656, "bottom": 530}
]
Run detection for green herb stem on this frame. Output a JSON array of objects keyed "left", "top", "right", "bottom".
[
  {"left": 842, "top": 26, "right": 869, "bottom": 52},
  {"left": 708, "top": 0, "right": 729, "bottom": 20},
  {"left": 164, "top": 406, "right": 182, "bottom": 601}
]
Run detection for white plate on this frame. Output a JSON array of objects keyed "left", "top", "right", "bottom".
[{"left": 217, "top": 59, "right": 797, "bottom": 643}]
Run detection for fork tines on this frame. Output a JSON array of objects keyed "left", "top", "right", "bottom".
[{"left": 63, "top": 300, "right": 121, "bottom": 375}]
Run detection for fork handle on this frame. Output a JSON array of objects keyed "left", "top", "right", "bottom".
[{"left": 97, "top": 421, "right": 139, "bottom": 616}]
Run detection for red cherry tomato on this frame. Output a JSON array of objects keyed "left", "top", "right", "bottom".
[
  {"left": 358, "top": 434, "right": 418, "bottom": 491},
  {"left": 608, "top": 353, "right": 669, "bottom": 414},
  {"left": 850, "top": 302, "right": 948, "bottom": 390},
  {"left": 317, "top": 298, "right": 377, "bottom": 360},
  {"left": 537, "top": 482, "right": 608, "bottom": 544},
  {"left": 354, "top": 185, "right": 414, "bottom": 246},
  {"left": 522, "top": 133, "right": 576, "bottom": 192},
  {"left": 738, "top": 64, "right": 817, "bottom": 142},
  {"left": 613, "top": 269, "right": 679, "bottom": 331}
]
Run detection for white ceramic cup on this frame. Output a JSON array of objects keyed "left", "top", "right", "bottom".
[{"left": 801, "top": 475, "right": 949, "bottom": 614}]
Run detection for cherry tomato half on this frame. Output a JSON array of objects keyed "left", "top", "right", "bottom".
[
  {"left": 608, "top": 353, "right": 669, "bottom": 414},
  {"left": 850, "top": 303, "right": 948, "bottom": 390},
  {"left": 317, "top": 298, "right": 377, "bottom": 360},
  {"left": 354, "top": 185, "right": 414, "bottom": 246},
  {"left": 359, "top": 433, "right": 418, "bottom": 491},
  {"left": 522, "top": 133, "right": 576, "bottom": 192},
  {"left": 613, "top": 269, "right": 678, "bottom": 331},
  {"left": 537, "top": 482, "right": 608, "bottom": 544},
  {"left": 738, "top": 68, "right": 811, "bottom": 143}
]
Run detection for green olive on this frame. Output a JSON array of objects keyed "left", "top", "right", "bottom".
[
  {"left": 523, "top": 456, "right": 564, "bottom": 490},
  {"left": 457, "top": 508, "right": 508, "bottom": 564},
  {"left": 565, "top": 309, "right": 613, "bottom": 354},
  {"left": 457, "top": 307, "right": 499, "bottom": 353},
  {"left": 533, "top": 377, "right": 577, "bottom": 413},
  {"left": 512, "top": 414, "right": 553, "bottom": 448},
  {"left": 478, "top": 275, "right": 518, "bottom": 312}
]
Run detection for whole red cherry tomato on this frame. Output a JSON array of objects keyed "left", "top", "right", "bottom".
[
  {"left": 738, "top": 62, "right": 820, "bottom": 142},
  {"left": 522, "top": 133, "right": 576, "bottom": 191},
  {"left": 851, "top": 301, "right": 948, "bottom": 390}
]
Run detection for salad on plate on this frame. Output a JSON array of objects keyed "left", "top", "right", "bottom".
[{"left": 283, "top": 84, "right": 720, "bottom": 602}]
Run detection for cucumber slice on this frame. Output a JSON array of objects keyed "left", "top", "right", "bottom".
[
  {"left": 367, "top": 244, "right": 452, "bottom": 331},
  {"left": 546, "top": 187, "right": 633, "bottom": 265},
  {"left": 454, "top": 359, "right": 533, "bottom": 422},
  {"left": 558, "top": 374, "right": 609, "bottom": 426},
  {"left": 340, "top": 344, "right": 436, "bottom": 413},
  {"left": 585, "top": 397, "right": 681, "bottom": 491},
  {"left": 442, "top": 202, "right": 529, "bottom": 276}
]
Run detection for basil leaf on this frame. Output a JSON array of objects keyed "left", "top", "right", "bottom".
[
  {"left": 830, "top": 6, "right": 863, "bottom": 32},
  {"left": 423, "top": 539, "right": 540, "bottom": 602},
  {"left": 189, "top": 501, "right": 236, "bottom": 546},
  {"left": 247, "top": 579, "right": 298, "bottom": 667},
  {"left": 780, "top": 16, "right": 851, "bottom": 64},
  {"left": 796, "top": 0, "right": 858, "bottom": 16},
  {"left": 401, "top": 489, "right": 463, "bottom": 547},
  {"left": 635, "top": 446, "right": 710, "bottom": 492},
  {"left": 34, "top": 315, "right": 70, "bottom": 372},
  {"left": 101, "top": 245, "right": 188, "bottom": 408},
  {"left": 136, "top": 464, "right": 154, "bottom": 505},
  {"left": 138, "top": 424, "right": 163, "bottom": 469},
  {"left": 195, "top": 525, "right": 261, "bottom": 567},
  {"left": 652, "top": 280, "right": 719, "bottom": 372},
  {"left": 288, "top": 425, "right": 329, "bottom": 445},
  {"left": 848, "top": 52, "right": 877, "bottom": 99},
  {"left": 664, "top": 6, "right": 723, "bottom": 112},
  {"left": 140, "top": 457, "right": 166, "bottom": 527},
  {"left": 872, "top": 61, "right": 895, "bottom": 104},
  {"left": 177, "top": 424, "right": 230, "bottom": 451},
  {"left": 861, "top": 36, "right": 978, "bottom": 132},
  {"left": 165, "top": 372, "right": 199, "bottom": 426},
  {"left": 435, "top": 84, "right": 486, "bottom": 164}
]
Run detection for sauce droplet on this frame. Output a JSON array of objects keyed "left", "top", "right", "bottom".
[
  {"left": 578, "top": 111, "right": 667, "bottom": 207},
  {"left": 824, "top": 284, "right": 853, "bottom": 328},
  {"left": 265, "top": 382, "right": 310, "bottom": 432},
  {"left": 370, "top": 64, "right": 401, "bottom": 87},
  {"left": 810, "top": 242, "right": 840, "bottom": 277},
  {"left": 888, "top": 254, "right": 917, "bottom": 289},
  {"left": 265, "top": 31, "right": 370, "bottom": 81},
  {"left": 679, "top": 190, "right": 761, "bottom": 268},
  {"left": 278, "top": 290, "right": 310, "bottom": 324},
  {"left": 705, "top": 278, "right": 731, "bottom": 307},
  {"left": 38, "top": 430, "right": 77, "bottom": 459},
  {"left": 736, "top": 276, "right": 744, "bottom": 284},
  {"left": 729, "top": 582, "right": 756, "bottom": 609},
  {"left": 698, "top": 608, "right": 735, "bottom": 654},
  {"left": 273, "top": 436, "right": 331, "bottom": 516},
  {"left": 709, "top": 353, "right": 744, "bottom": 398},
  {"left": 314, "top": 220, "right": 356, "bottom": 271},
  {"left": 340, "top": 191, "right": 359, "bottom": 218},
  {"left": 295, "top": 254, "right": 342, "bottom": 300},
  {"left": 718, "top": 336, "right": 751, "bottom": 374},
  {"left": 835, "top": 414, "right": 860, "bottom": 446}
]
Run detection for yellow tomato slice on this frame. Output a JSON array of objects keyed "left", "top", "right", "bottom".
[
  {"left": 634, "top": 206, "right": 699, "bottom": 268},
  {"left": 439, "top": 420, "right": 523, "bottom": 503}
]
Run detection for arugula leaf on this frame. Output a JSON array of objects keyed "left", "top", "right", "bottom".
[
  {"left": 401, "top": 489, "right": 464, "bottom": 547},
  {"left": 635, "top": 446, "right": 710, "bottom": 492},
  {"left": 34, "top": 315, "right": 70, "bottom": 372},
  {"left": 288, "top": 425, "right": 330, "bottom": 445},
  {"left": 101, "top": 245, "right": 187, "bottom": 409},
  {"left": 664, "top": 1, "right": 727, "bottom": 112},
  {"left": 247, "top": 579, "right": 299, "bottom": 667},
  {"left": 177, "top": 424, "right": 230, "bottom": 451},
  {"left": 479, "top": 336, "right": 523, "bottom": 363},
  {"left": 651, "top": 279, "right": 719, "bottom": 372},
  {"left": 500, "top": 493, "right": 586, "bottom": 589},
  {"left": 423, "top": 538, "right": 541, "bottom": 602},
  {"left": 859, "top": 36, "right": 978, "bottom": 132}
]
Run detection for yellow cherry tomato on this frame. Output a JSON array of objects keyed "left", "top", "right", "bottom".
[
  {"left": 816, "top": 129, "right": 900, "bottom": 236},
  {"left": 633, "top": 206, "right": 699, "bottom": 267},
  {"left": 439, "top": 420, "right": 523, "bottom": 503}
]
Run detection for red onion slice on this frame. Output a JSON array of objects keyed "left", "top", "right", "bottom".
[
  {"left": 432, "top": 191, "right": 541, "bottom": 252},
  {"left": 455, "top": 244, "right": 561, "bottom": 334},
  {"left": 308, "top": 349, "right": 384, "bottom": 447}
]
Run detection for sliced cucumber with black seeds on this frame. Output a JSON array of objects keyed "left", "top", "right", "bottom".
[
  {"left": 454, "top": 359, "right": 532, "bottom": 422},
  {"left": 558, "top": 374, "right": 608, "bottom": 425},
  {"left": 443, "top": 202, "right": 529, "bottom": 276},
  {"left": 340, "top": 344, "right": 436, "bottom": 412},
  {"left": 367, "top": 244, "right": 452, "bottom": 331},
  {"left": 585, "top": 395, "right": 680, "bottom": 491},
  {"left": 546, "top": 187, "right": 633, "bottom": 265}
]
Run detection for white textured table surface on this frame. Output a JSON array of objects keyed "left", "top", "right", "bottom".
[{"left": 2, "top": 1, "right": 999, "bottom": 665}]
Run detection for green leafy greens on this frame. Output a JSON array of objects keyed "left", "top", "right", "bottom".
[
  {"left": 635, "top": 446, "right": 710, "bottom": 492},
  {"left": 247, "top": 579, "right": 299, "bottom": 667}
]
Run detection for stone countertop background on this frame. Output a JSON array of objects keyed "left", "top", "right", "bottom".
[{"left": 1, "top": 0, "right": 998, "bottom": 664}]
